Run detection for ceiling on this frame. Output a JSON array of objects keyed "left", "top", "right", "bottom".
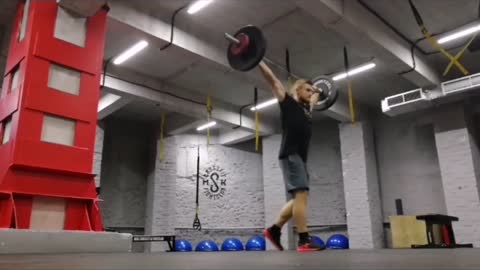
[
  {"left": 101, "top": 0, "right": 480, "bottom": 138},
  {"left": 2, "top": 0, "right": 480, "bottom": 139},
  {"left": 360, "top": 0, "right": 480, "bottom": 80}
]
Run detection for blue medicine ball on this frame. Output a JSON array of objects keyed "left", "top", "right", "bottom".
[
  {"left": 175, "top": 239, "right": 193, "bottom": 252},
  {"left": 245, "top": 236, "right": 266, "bottom": 251},
  {"left": 311, "top": 236, "right": 325, "bottom": 248},
  {"left": 326, "top": 234, "right": 349, "bottom": 249},
  {"left": 195, "top": 240, "right": 219, "bottom": 252},
  {"left": 221, "top": 238, "right": 244, "bottom": 251}
]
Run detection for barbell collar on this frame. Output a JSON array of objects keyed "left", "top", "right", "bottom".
[{"left": 224, "top": 32, "right": 240, "bottom": 45}]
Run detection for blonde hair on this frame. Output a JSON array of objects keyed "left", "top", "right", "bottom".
[{"left": 288, "top": 79, "right": 309, "bottom": 100}]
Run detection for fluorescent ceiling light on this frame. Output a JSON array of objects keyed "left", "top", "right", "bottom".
[
  {"left": 113, "top": 40, "right": 148, "bottom": 65},
  {"left": 332, "top": 62, "right": 376, "bottom": 81},
  {"left": 438, "top": 24, "right": 480, "bottom": 44},
  {"left": 196, "top": 121, "right": 217, "bottom": 131},
  {"left": 249, "top": 62, "right": 375, "bottom": 111},
  {"left": 188, "top": 0, "right": 213, "bottom": 14},
  {"left": 250, "top": 98, "right": 278, "bottom": 111}
]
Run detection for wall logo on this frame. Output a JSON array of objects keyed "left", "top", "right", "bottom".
[{"left": 202, "top": 165, "right": 227, "bottom": 200}]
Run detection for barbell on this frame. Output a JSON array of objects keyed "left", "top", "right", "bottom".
[{"left": 224, "top": 25, "right": 338, "bottom": 111}]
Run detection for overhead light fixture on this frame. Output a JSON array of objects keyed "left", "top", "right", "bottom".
[
  {"left": 113, "top": 40, "right": 148, "bottom": 65},
  {"left": 250, "top": 98, "right": 278, "bottom": 111},
  {"left": 332, "top": 62, "right": 376, "bottom": 81},
  {"left": 196, "top": 121, "right": 217, "bottom": 131},
  {"left": 248, "top": 62, "right": 375, "bottom": 111},
  {"left": 187, "top": 0, "right": 213, "bottom": 14},
  {"left": 438, "top": 23, "right": 480, "bottom": 44}
]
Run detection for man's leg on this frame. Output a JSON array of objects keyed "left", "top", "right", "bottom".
[
  {"left": 265, "top": 199, "right": 293, "bottom": 251},
  {"left": 292, "top": 190, "right": 308, "bottom": 233},
  {"left": 292, "top": 190, "right": 325, "bottom": 252},
  {"left": 275, "top": 199, "right": 294, "bottom": 228}
]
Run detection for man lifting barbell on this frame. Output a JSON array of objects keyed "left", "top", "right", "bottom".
[
  {"left": 225, "top": 25, "right": 337, "bottom": 252},
  {"left": 259, "top": 62, "right": 325, "bottom": 252}
]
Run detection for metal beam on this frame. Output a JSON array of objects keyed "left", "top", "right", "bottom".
[
  {"left": 295, "top": 0, "right": 441, "bottom": 88},
  {"left": 168, "top": 120, "right": 205, "bottom": 136},
  {"left": 97, "top": 92, "right": 132, "bottom": 120},
  {"left": 217, "top": 129, "right": 255, "bottom": 146},
  {"left": 101, "top": 73, "right": 276, "bottom": 135}
]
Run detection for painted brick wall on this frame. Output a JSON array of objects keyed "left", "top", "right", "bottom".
[
  {"left": 307, "top": 120, "right": 346, "bottom": 226},
  {"left": 145, "top": 134, "right": 264, "bottom": 251},
  {"left": 434, "top": 105, "right": 480, "bottom": 247},
  {"left": 175, "top": 135, "right": 264, "bottom": 228},
  {"left": 339, "top": 121, "right": 383, "bottom": 248},
  {"left": 374, "top": 112, "right": 446, "bottom": 220},
  {"left": 145, "top": 135, "right": 178, "bottom": 252}
]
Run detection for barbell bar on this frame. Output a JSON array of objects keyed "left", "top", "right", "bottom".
[{"left": 224, "top": 25, "right": 339, "bottom": 111}]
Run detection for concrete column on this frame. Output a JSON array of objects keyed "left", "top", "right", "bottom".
[
  {"left": 262, "top": 135, "right": 294, "bottom": 250},
  {"left": 144, "top": 136, "right": 177, "bottom": 252},
  {"left": 434, "top": 105, "right": 480, "bottom": 247},
  {"left": 339, "top": 121, "right": 384, "bottom": 249}
]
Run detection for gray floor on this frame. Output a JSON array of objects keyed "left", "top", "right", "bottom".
[{"left": 2, "top": 249, "right": 480, "bottom": 270}]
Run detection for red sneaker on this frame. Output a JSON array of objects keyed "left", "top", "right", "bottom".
[
  {"left": 297, "top": 237, "right": 326, "bottom": 253},
  {"left": 265, "top": 227, "right": 284, "bottom": 251}
]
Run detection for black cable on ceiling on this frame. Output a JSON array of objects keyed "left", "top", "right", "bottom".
[
  {"left": 101, "top": 57, "right": 113, "bottom": 90},
  {"left": 357, "top": 0, "right": 428, "bottom": 55},
  {"left": 286, "top": 48, "right": 291, "bottom": 82},
  {"left": 160, "top": 4, "right": 189, "bottom": 51}
]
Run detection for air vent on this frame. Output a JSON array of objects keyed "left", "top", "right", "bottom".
[
  {"left": 387, "top": 96, "right": 403, "bottom": 106},
  {"left": 404, "top": 90, "right": 421, "bottom": 102},
  {"left": 381, "top": 72, "right": 480, "bottom": 117},
  {"left": 442, "top": 73, "right": 480, "bottom": 95},
  {"left": 381, "top": 88, "right": 431, "bottom": 116}
]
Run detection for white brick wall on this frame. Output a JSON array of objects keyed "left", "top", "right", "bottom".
[
  {"left": 145, "top": 136, "right": 178, "bottom": 252},
  {"left": 308, "top": 121, "right": 346, "bottom": 225},
  {"left": 174, "top": 135, "right": 264, "bottom": 229},
  {"left": 339, "top": 121, "right": 383, "bottom": 249},
  {"left": 434, "top": 105, "right": 480, "bottom": 247},
  {"left": 145, "top": 134, "right": 264, "bottom": 251}
]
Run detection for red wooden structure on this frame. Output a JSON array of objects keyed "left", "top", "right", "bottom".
[{"left": 0, "top": 1, "right": 107, "bottom": 231}]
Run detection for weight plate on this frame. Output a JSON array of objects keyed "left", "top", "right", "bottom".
[
  {"left": 311, "top": 75, "right": 338, "bottom": 111},
  {"left": 227, "top": 25, "right": 266, "bottom": 72}
]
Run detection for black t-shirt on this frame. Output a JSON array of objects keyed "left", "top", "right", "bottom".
[{"left": 278, "top": 94, "right": 312, "bottom": 162}]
